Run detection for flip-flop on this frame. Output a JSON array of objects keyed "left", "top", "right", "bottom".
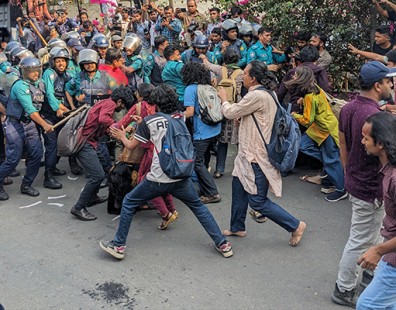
[
  {"left": 223, "top": 229, "right": 247, "bottom": 237},
  {"left": 299, "top": 174, "right": 322, "bottom": 185},
  {"left": 249, "top": 210, "right": 268, "bottom": 223}
]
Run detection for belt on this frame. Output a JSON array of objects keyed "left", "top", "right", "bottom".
[{"left": 7, "top": 115, "right": 31, "bottom": 124}]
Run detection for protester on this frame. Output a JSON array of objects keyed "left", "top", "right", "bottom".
[
  {"left": 101, "top": 84, "right": 233, "bottom": 259},
  {"left": 218, "top": 60, "right": 306, "bottom": 245}
]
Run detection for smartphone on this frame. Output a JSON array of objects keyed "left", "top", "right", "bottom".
[{"left": 180, "top": 8, "right": 187, "bottom": 12}]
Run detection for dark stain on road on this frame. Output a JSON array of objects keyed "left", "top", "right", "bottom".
[{"left": 82, "top": 281, "right": 136, "bottom": 309}]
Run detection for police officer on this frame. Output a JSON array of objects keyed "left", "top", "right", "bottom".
[
  {"left": 220, "top": 19, "right": 247, "bottom": 68},
  {"left": 181, "top": 34, "right": 216, "bottom": 64},
  {"left": 0, "top": 57, "right": 54, "bottom": 200},
  {"left": 66, "top": 38, "right": 84, "bottom": 79},
  {"left": 144, "top": 35, "right": 168, "bottom": 86},
  {"left": 41, "top": 47, "right": 73, "bottom": 189},
  {"left": 121, "top": 34, "right": 146, "bottom": 91},
  {"left": 4, "top": 41, "right": 22, "bottom": 63},
  {"left": 246, "top": 26, "right": 287, "bottom": 71},
  {"left": 65, "top": 49, "right": 115, "bottom": 107},
  {"left": 239, "top": 23, "right": 255, "bottom": 48},
  {"left": 92, "top": 34, "right": 109, "bottom": 65}
]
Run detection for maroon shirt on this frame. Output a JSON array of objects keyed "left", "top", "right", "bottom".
[
  {"left": 379, "top": 163, "right": 396, "bottom": 267},
  {"left": 339, "top": 96, "right": 381, "bottom": 203},
  {"left": 82, "top": 98, "right": 116, "bottom": 148}
]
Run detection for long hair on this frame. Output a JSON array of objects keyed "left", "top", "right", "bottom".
[
  {"left": 248, "top": 61, "right": 278, "bottom": 91},
  {"left": 181, "top": 62, "right": 211, "bottom": 86},
  {"left": 284, "top": 66, "right": 318, "bottom": 95},
  {"left": 149, "top": 84, "right": 180, "bottom": 114},
  {"left": 366, "top": 112, "right": 396, "bottom": 166}
]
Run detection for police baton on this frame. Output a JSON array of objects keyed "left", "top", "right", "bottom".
[
  {"left": 52, "top": 104, "right": 89, "bottom": 130},
  {"left": 28, "top": 19, "right": 48, "bottom": 47}
]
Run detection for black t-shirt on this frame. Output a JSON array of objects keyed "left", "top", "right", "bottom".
[
  {"left": 372, "top": 42, "right": 393, "bottom": 56},
  {"left": 388, "top": 10, "right": 396, "bottom": 21}
]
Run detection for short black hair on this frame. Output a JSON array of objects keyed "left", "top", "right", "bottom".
[
  {"left": 181, "top": 62, "right": 211, "bottom": 86},
  {"left": 154, "top": 35, "right": 168, "bottom": 49},
  {"left": 149, "top": 84, "right": 180, "bottom": 114},
  {"left": 247, "top": 61, "right": 278, "bottom": 91},
  {"left": 209, "top": 7, "right": 220, "bottom": 13},
  {"left": 223, "top": 48, "right": 240, "bottom": 64},
  {"left": 258, "top": 26, "right": 272, "bottom": 35},
  {"left": 386, "top": 49, "right": 396, "bottom": 63},
  {"left": 164, "top": 6, "right": 172, "bottom": 11},
  {"left": 295, "top": 30, "right": 311, "bottom": 42},
  {"left": 311, "top": 32, "right": 327, "bottom": 45},
  {"left": 83, "top": 20, "right": 92, "bottom": 29},
  {"left": 211, "top": 27, "right": 221, "bottom": 36},
  {"left": 111, "top": 85, "right": 135, "bottom": 106},
  {"left": 105, "top": 47, "right": 122, "bottom": 64},
  {"left": 376, "top": 25, "right": 391, "bottom": 37},
  {"left": 137, "top": 83, "right": 155, "bottom": 102},
  {"left": 299, "top": 46, "right": 319, "bottom": 63},
  {"left": 230, "top": 6, "right": 242, "bottom": 16},
  {"left": 164, "top": 44, "right": 179, "bottom": 60},
  {"left": 366, "top": 112, "right": 396, "bottom": 166}
]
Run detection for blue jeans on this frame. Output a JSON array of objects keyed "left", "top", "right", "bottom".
[
  {"left": 97, "top": 142, "right": 112, "bottom": 173},
  {"left": 215, "top": 142, "right": 228, "bottom": 174},
  {"left": 230, "top": 163, "right": 300, "bottom": 233},
  {"left": 299, "top": 134, "right": 344, "bottom": 191},
  {"left": 75, "top": 143, "right": 105, "bottom": 209},
  {"left": 0, "top": 120, "right": 43, "bottom": 186},
  {"left": 193, "top": 138, "right": 219, "bottom": 197},
  {"left": 114, "top": 178, "right": 226, "bottom": 247},
  {"left": 357, "top": 259, "right": 396, "bottom": 310}
]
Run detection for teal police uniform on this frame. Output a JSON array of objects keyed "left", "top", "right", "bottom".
[{"left": 246, "top": 40, "right": 287, "bottom": 65}]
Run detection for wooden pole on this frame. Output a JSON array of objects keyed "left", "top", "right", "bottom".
[
  {"left": 28, "top": 19, "right": 48, "bottom": 46},
  {"left": 52, "top": 104, "right": 89, "bottom": 130}
]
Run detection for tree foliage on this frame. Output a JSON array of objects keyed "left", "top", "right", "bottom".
[{"left": 216, "top": 0, "right": 380, "bottom": 91}]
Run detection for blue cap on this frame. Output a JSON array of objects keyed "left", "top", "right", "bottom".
[
  {"left": 359, "top": 61, "right": 396, "bottom": 85},
  {"left": 66, "top": 38, "right": 84, "bottom": 51}
]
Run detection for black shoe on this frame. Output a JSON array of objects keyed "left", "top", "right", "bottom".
[
  {"left": 20, "top": 184, "right": 40, "bottom": 197},
  {"left": 43, "top": 175, "right": 62, "bottom": 189},
  {"left": 52, "top": 167, "right": 67, "bottom": 176},
  {"left": 3, "top": 177, "right": 13, "bottom": 186},
  {"left": 360, "top": 270, "right": 374, "bottom": 290},
  {"left": 9, "top": 169, "right": 20, "bottom": 177},
  {"left": 0, "top": 186, "right": 9, "bottom": 200},
  {"left": 69, "top": 157, "right": 83, "bottom": 175},
  {"left": 89, "top": 195, "right": 108, "bottom": 207},
  {"left": 70, "top": 206, "right": 97, "bottom": 221},
  {"left": 331, "top": 283, "right": 357, "bottom": 308}
]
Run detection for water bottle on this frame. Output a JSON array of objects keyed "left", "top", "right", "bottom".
[{"left": 163, "top": 144, "right": 171, "bottom": 155}]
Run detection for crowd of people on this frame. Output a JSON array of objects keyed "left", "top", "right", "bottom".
[{"left": 0, "top": 0, "right": 396, "bottom": 308}]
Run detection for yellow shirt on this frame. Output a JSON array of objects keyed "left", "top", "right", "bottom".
[{"left": 293, "top": 89, "right": 339, "bottom": 146}]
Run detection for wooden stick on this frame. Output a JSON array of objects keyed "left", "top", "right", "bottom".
[
  {"left": 52, "top": 104, "right": 89, "bottom": 129},
  {"left": 28, "top": 19, "right": 48, "bottom": 46}
]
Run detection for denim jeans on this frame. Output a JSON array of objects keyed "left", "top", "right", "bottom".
[
  {"left": 215, "top": 142, "right": 228, "bottom": 174},
  {"left": 0, "top": 120, "right": 43, "bottom": 186},
  {"left": 230, "top": 163, "right": 300, "bottom": 233},
  {"left": 299, "top": 134, "right": 344, "bottom": 191},
  {"left": 357, "top": 260, "right": 396, "bottom": 310},
  {"left": 97, "top": 141, "right": 112, "bottom": 174},
  {"left": 336, "top": 195, "right": 384, "bottom": 292},
  {"left": 193, "top": 138, "right": 219, "bottom": 197},
  {"left": 75, "top": 143, "right": 105, "bottom": 209},
  {"left": 113, "top": 178, "right": 226, "bottom": 247}
]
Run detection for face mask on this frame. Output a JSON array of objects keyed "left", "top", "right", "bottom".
[
  {"left": 85, "top": 32, "right": 91, "bottom": 37},
  {"left": 233, "top": 17, "right": 241, "bottom": 23}
]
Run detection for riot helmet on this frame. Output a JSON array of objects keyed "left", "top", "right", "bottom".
[
  {"left": 47, "top": 38, "right": 67, "bottom": 52},
  {"left": 4, "top": 41, "right": 22, "bottom": 61},
  {"left": 122, "top": 34, "right": 142, "bottom": 55},
  {"left": 20, "top": 57, "right": 42, "bottom": 81},
  {"left": 78, "top": 48, "right": 98, "bottom": 71},
  {"left": 49, "top": 47, "right": 71, "bottom": 71},
  {"left": 222, "top": 19, "right": 239, "bottom": 40},
  {"left": 193, "top": 34, "right": 209, "bottom": 49}
]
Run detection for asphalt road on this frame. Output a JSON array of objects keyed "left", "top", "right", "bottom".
[{"left": 0, "top": 145, "right": 356, "bottom": 310}]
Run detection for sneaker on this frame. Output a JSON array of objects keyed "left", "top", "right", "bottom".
[
  {"left": 360, "top": 270, "right": 374, "bottom": 290},
  {"left": 99, "top": 240, "right": 125, "bottom": 260},
  {"left": 215, "top": 241, "right": 233, "bottom": 258},
  {"left": 325, "top": 190, "right": 348, "bottom": 202},
  {"left": 200, "top": 194, "right": 221, "bottom": 204},
  {"left": 331, "top": 283, "right": 357, "bottom": 308}
]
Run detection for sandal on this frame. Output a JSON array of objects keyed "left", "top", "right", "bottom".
[
  {"left": 299, "top": 174, "right": 322, "bottom": 185},
  {"left": 158, "top": 212, "right": 177, "bottom": 230},
  {"left": 249, "top": 210, "right": 268, "bottom": 223}
]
